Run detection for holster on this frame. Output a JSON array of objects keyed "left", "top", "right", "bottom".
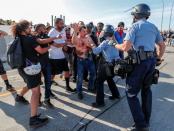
[
  {"left": 114, "top": 59, "right": 134, "bottom": 79},
  {"left": 97, "top": 56, "right": 114, "bottom": 80},
  {"left": 152, "top": 69, "right": 159, "bottom": 84},
  {"left": 143, "top": 69, "right": 159, "bottom": 88}
]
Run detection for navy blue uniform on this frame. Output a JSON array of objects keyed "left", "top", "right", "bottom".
[
  {"left": 124, "top": 19, "right": 163, "bottom": 128},
  {"left": 92, "top": 40, "right": 120, "bottom": 104}
]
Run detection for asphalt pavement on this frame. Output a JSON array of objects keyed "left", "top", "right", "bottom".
[{"left": 0, "top": 46, "right": 173, "bottom": 131}]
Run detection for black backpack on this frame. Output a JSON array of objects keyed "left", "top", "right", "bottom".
[{"left": 7, "top": 37, "right": 24, "bottom": 69}]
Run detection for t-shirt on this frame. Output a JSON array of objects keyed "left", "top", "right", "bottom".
[
  {"left": 36, "top": 34, "right": 50, "bottom": 65},
  {"left": 20, "top": 35, "right": 39, "bottom": 64},
  {"left": 48, "top": 28, "right": 66, "bottom": 59}
]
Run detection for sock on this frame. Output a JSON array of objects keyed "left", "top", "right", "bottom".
[
  {"left": 4, "top": 80, "right": 10, "bottom": 87},
  {"left": 65, "top": 78, "right": 69, "bottom": 88}
]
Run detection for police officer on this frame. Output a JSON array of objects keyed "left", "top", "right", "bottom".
[
  {"left": 115, "top": 3, "right": 166, "bottom": 131},
  {"left": 91, "top": 25, "right": 120, "bottom": 108}
]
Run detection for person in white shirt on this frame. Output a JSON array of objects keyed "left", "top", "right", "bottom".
[{"left": 48, "top": 18, "right": 76, "bottom": 92}]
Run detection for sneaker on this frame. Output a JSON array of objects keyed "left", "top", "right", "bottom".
[
  {"left": 66, "top": 86, "right": 76, "bottom": 93},
  {"left": 127, "top": 126, "right": 149, "bottom": 131},
  {"left": 109, "top": 96, "right": 121, "bottom": 100},
  {"left": 78, "top": 93, "right": 83, "bottom": 100},
  {"left": 29, "top": 115, "right": 49, "bottom": 128},
  {"left": 51, "top": 80, "right": 58, "bottom": 86},
  {"left": 6, "top": 85, "right": 16, "bottom": 92},
  {"left": 43, "top": 99, "right": 54, "bottom": 108},
  {"left": 15, "top": 94, "right": 29, "bottom": 105},
  {"left": 88, "top": 88, "right": 96, "bottom": 93},
  {"left": 92, "top": 102, "right": 105, "bottom": 108}
]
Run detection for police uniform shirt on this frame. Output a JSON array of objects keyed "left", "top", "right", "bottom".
[
  {"left": 92, "top": 40, "right": 120, "bottom": 62},
  {"left": 124, "top": 19, "right": 163, "bottom": 51}
]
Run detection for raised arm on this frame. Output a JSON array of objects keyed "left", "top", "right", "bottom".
[{"left": 71, "top": 23, "right": 79, "bottom": 45}]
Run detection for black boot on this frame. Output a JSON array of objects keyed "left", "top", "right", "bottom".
[
  {"left": 78, "top": 92, "right": 83, "bottom": 100},
  {"left": 29, "top": 115, "right": 49, "bottom": 128},
  {"left": 66, "top": 86, "right": 76, "bottom": 92},
  {"left": 15, "top": 94, "right": 29, "bottom": 105},
  {"left": 43, "top": 99, "right": 54, "bottom": 108},
  {"left": 127, "top": 126, "right": 149, "bottom": 131},
  {"left": 6, "top": 84, "right": 15, "bottom": 92},
  {"left": 92, "top": 102, "right": 105, "bottom": 108},
  {"left": 109, "top": 95, "right": 121, "bottom": 100}
]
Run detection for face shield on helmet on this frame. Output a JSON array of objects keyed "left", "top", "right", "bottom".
[{"left": 131, "top": 3, "right": 151, "bottom": 22}]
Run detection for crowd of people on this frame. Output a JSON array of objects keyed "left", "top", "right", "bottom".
[
  {"left": 0, "top": 3, "right": 166, "bottom": 131},
  {"left": 0, "top": 19, "right": 126, "bottom": 128}
]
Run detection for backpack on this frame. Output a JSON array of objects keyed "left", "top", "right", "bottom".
[{"left": 7, "top": 37, "right": 24, "bottom": 69}]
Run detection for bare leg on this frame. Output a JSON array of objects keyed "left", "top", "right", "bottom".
[
  {"left": 19, "top": 87, "right": 29, "bottom": 96},
  {"left": 1, "top": 74, "right": 8, "bottom": 80},
  {"left": 30, "top": 86, "right": 40, "bottom": 117}
]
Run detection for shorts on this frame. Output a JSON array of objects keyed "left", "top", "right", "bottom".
[
  {"left": 49, "top": 58, "right": 69, "bottom": 75},
  {"left": 0, "top": 59, "right": 6, "bottom": 75},
  {"left": 18, "top": 68, "right": 41, "bottom": 89}
]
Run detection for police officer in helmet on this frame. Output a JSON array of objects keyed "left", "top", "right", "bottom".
[
  {"left": 115, "top": 3, "right": 166, "bottom": 131},
  {"left": 91, "top": 25, "right": 120, "bottom": 108}
]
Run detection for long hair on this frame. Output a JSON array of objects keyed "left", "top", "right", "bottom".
[{"left": 11, "top": 20, "right": 30, "bottom": 37}]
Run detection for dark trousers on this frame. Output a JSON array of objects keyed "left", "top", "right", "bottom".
[
  {"left": 95, "top": 63, "right": 120, "bottom": 104},
  {"left": 126, "top": 58, "right": 156, "bottom": 128},
  {"left": 0, "top": 59, "right": 6, "bottom": 75},
  {"left": 41, "top": 62, "right": 52, "bottom": 100}
]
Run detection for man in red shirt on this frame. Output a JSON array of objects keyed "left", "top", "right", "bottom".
[{"left": 96, "top": 22, "right": 104, "bottom": 38}]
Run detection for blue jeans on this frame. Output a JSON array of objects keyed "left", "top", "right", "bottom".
[
  {"left": 126, "top": 58, "right": 156, "bottom": 128},
  {"left": 76, "top": 58, "right": 96, "bottom": 93},
  {"left": 41, "top": 62, "right": 52, "bottom": 99}
]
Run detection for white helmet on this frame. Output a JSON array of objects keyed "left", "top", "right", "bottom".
[{"left": 24, "top": 63, "right": 41, "bottom": 76}]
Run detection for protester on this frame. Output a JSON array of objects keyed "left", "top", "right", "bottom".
[
  {"left": 114, "top": 22, "right": 126, "bottom": 59},
  {"left": 34, "top": 24, "right": 56, "bottom": 108},
  {"left": 64, "top": 26, "right": 74, "bottom": 76},
  {"left": 11, "top": 20, "right": 50, "bottom": 128},
  {"left": 0, "top": 31, "right": 15, "bottom": 91},
  {"left": 96, "top": 22, "right": 104, "bottom": 38},
  {"left": 0, "top": 59, "right": 15, "bottom": 91},
  {"left": 16, "top": 24, "right": 58, "bottom": 106},
  {"left": 48, "top": 18, "right": 76, "bottom": 92},
  {"left": 72, "top": 24, "right": 96, "bottom": 100}
]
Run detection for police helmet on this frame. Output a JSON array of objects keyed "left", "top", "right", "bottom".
[
  {"left": 103, "top": 25, "right": 115, "bottom": 38},
  {"left": 131, "top": 3, "right": 151, "bottom": 19}
]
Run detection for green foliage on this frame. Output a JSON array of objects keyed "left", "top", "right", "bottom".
[{"left": 0, "top": 19, "right": 15, "bottom": 25}]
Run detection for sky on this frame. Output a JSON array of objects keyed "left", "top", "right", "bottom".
[{"left": 0, "top": 0, "right": 174, "bottom": 30}]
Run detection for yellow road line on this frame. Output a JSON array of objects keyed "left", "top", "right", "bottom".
[
  {"left": 0, "top": 76, "right": 64, "bottom": 97},
  {"left": 0, "top": 88, "right": 22, "bottom": 97}
]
